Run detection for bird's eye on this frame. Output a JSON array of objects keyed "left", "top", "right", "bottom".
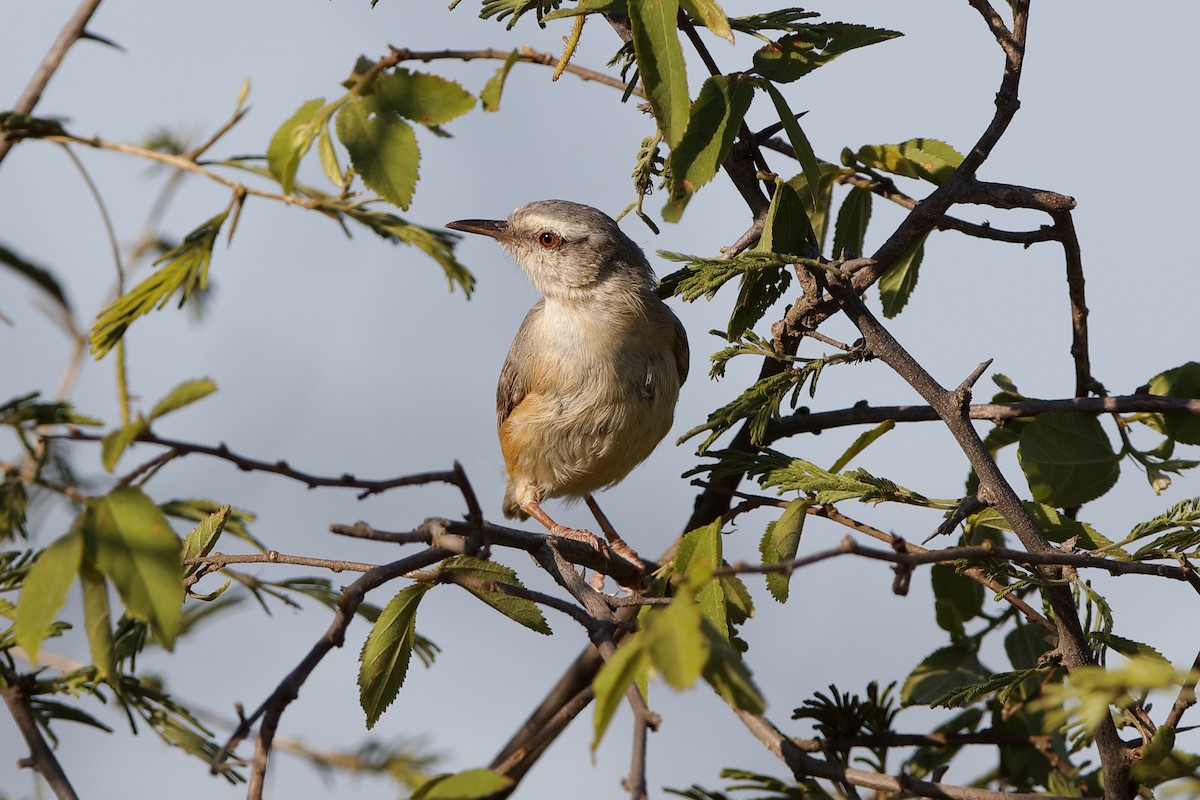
[{"left": 537, "top": 231, "right": 561, "bottom": 248}]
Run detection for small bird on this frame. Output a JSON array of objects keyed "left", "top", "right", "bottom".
[{"left": 447, "top": 200, "right": 689, "bottom": 566}]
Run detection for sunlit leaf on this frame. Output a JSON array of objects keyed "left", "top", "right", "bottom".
[
  {"left": 480, "top": 50, "right": 521, "bottom": 112},
  {"left": 80, "top": 560, "right": 117, "bottom": 683},
  {"left": 14, "top": 524, "right": 83, "bottom": 661},
  {"left": 360, "top": 583, "right": 432, "bottom": 729},
  {"left": 411, "top": 769, "right": 513, "bottom": 799},
  {"left": 629, "top": 0, "right": 689, "bottom": 148},
  {"left": 855, "top": 138, "right": 964, "bottom": 185},
  {"left": 267, "top": 98, "right": 326, "bottom": 194},
  {"left": 440, "top": 556, "right": 550, "bottom": 635},
  {"left": 374, "top": 69, "right": 476, "bottom": 127},
  {"left": 1017, "top": 413, "right": 1120, "bottom": 507},
  {"left": 148, "top": 378, "right": 217, "bottom": 421},
  {"left": 760, "top": 498, "right": 807, "bottom": 603},
  {"left": 592, "top": 635, "right": 649, "bottom": 751},
  {"left": 752, "top": 24, "right": 901, "bottom": 83},
  {"left": 336, "top": 98, "right": 420, "bottom": 210}
]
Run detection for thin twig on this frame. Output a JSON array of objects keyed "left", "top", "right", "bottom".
[{"left": 1, "top": 681, "right": 81, "bottom": 800}]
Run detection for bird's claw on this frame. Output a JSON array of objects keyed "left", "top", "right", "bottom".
[{"left": 549, "top": 524, "right": 607, "bottom": 555}]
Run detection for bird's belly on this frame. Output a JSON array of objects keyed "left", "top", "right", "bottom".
[{"left": 500, "top": 379, "right": 677, "bottom": 498}]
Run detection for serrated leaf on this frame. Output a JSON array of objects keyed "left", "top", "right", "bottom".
[
  {"left": 411, "top": 769, "right": 513, "bottom": 800},
  {"left": 1017, "top": 413, "right": 1120, "bottom": 507},
  {"left": 1089, "top": 631, "right": 1171, "bottom": 666},
  {"left": 592, "top": 635, "right": 649, "bottom": 751},
  {"left": 664, "top": 74, "right": 755, "bottom": 222},
  {"left": 374, "top": 69, "right": 475, "bottom": 127},
  {"left": 79, "top": 560, "right": 117, "bottom": 683},
  {"left": 972, "top": 502, "right": 1119, "bottom": 553},
  {"left": 358, "top": 211, "right": 475, "bottom": 296},
  {"left": 1146, "top": 362, "right": 1200, "bottom": 445},
  {"left": 359, "top": 583, "right": 432, "bottom": 729},
  {"left": 855, "top": 138, "right": 964, "bottom": 185},
  {"left": 148, "top": 378, "right": 217, "bottom": 421},
  {"left": 440, "top": 555, "right": 550, "bottom": 635},
  {"left": 902, "top": 644, "right": 991, "bottom": 706},
  {"left": 14, "top": 524, "right": 83, "bottom": 661},
  {"left": 180, "top": 505, "right": 231, "bottom": 578},
  {"left": 760, "top": 498, "right": 807, "bottom": 603},
  {"left": 480, "top": 49, "right": 520, "bottom": 112},
  {"left": 629, "top": 0, "right": 689, "bottom": 148},
  {"left": 90, "top": 211, "right": 228, "bottom": 358},
  {"left": 88, "top": 486, "right": 183, "bottom": 649},
  {"left": 700, "top": 617, "right": 765, "bottom": 712},
  {"left": 267, "top": 98, "right": 326, "bottom": 194},
  {"left": 752, "top": 24, "right": 901, "bottom": 83},
  {"left": 879, "top": 231, "right": 927, "bottom": 318},
  {"left": 680, "top": 0, "right": 732, "bottom": 41},
  {"left": 758, "top": 80, "right": 821, "bottom": 209},
  {"left": 162, "top": 499, "right": 262, "bottom": 551},
  {"left": 830, "top": 185, "right": 872, "bottom": 259},
  {"left": 336, "top": 98, "right": 420, "bottom": 210},
  {"left": 643, "top": 590, "right": 709, "bottom": 689}
]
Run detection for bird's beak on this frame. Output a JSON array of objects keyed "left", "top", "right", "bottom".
[{"left": 446, "top": 218, "right": 512, "bottom": 241}]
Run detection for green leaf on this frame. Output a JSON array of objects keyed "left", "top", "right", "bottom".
[
  {"left": 148, "top": 378, "right": 217, "bottom": 421},
  {"left": 854, "top": 138, "right": 964, "bottom": 186},
  {"left": 680, "top": 0, "right": 732, "bottom": 41},
  {"left": 1146, "top": 362, "right": 1200, "bottom": 445},
  {"left": 758, "top": 80, "right": 821, "bottom": 209},
  {"left": 931, "top": 563, "right": 983, "bottom": 636},
  {"left": 643, "top": 590, "right": 709, "bottom": 689},
  {"left": 902, "top": 644, "right": 991, "bottom": 706},
  {"left": 267, "top": 98, "right": 326, "bottom": 194},
  {"left": 664, "top": 74, "right": 755, "bottom": 222},
  {"left": 674, "top": 520, "right": 726, "bottom": 633},
  {"left": 411, "top": 769, "right": 513, "bottom": 800},
  {"left": 100, "top": 414, "right": 148, "bottom": 473},
  {"left": 629, "top": 0, "right": 689, "bottom": 148},
  {"left": 592, "top": 635, "right": 649, "bottom": 751},
  {"left": 91, "top": 211, "right": 228, "bottom": 358},
  {"left": 752, "top": 24, "right": 901, "bottom": 83},
  {"left": 162, "top": 498, "right": 262, "bottom": 551},
  {"left": 1005, "top": 623, "right": 1051, "bottom": 671},
  {"left": 480, "top": 50, "right": 521, "bottom": 112},
  {"left": 879, "top": 231, "right": 928, "bottom": 318},
  {"left": 359, "top": 583, "right": 432, "bottom": 729},
  {"left": 374, "top": 69, "right": 476, "bottom": 127},
  {"left": 356, "top": 211, "right": 475, "bottom": 297},
  {"left": 700, "top": 618, "right": 766, "bottom": 712},
  {"left": 317, "top": 123, "right": 344, "bottom": 190},
  {"left": 0, "top": 241, "right": 72, "bottom": 314},
  {"left": 828, "top": 420, "right": 895, "bottom": 473},
  {"left": 972, "top": 502, "right": 1119, "bottom": 553},
  {"left": 1017, "top": 413, "right": 1120, "bottom": 507},
  {"left": 336, "top": 98, "right": 420, "bottom": 210},
  {"left": 1089, "top": 631, "right": 1170, "bottom": 666},
  {"left": 830, "top": 185, "right": 872, "bottom": 259},
  {"left": 87, "top": 486, "right": 183, "bottom": 649},
  {"left": 757, "top": 178, "right": 817, "bottom": 257},
  {"left": 440, "top": 556, "right": 551, "bottom": 635},
  {"left": 14, "top": 525, "right": 83, "bottom": 660},
  {"left": 180, "top": 505, "right": 231, "bottom": 578},
  {"left": 759, "top": 498, "right": 807, "bottom": 603},
  {"left": 784, "top": 164, "right": 844, "bottom": 252},
  {"left": 1, "top": 473, "right": 29, "bottom": 540},
  {"left": 80, "top": 560, "right": 117, "bottom": 683}
]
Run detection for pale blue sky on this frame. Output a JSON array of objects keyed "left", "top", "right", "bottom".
[{"left": 3, "top": 3, "right": 1199, "bottom": 799}]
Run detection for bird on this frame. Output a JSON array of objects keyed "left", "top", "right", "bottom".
[{"left": 447, "top": 200, "right": 689, "bottom": 568}]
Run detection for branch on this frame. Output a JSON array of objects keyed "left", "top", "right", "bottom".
[
  {"left": 735, "top": 708, "right": 1087, "bottom": 800},
  {"left": 0, "top": 0, "right": 104, "bottom": 166},
  {"left": 767, "top": 394, "right": 1200, "bottom": 440},
  {"left": 1, "top": 680, "right": 81, "bottom": 800}
]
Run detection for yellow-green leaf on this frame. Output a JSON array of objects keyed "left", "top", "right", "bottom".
[
  {"left": 480, "top": 50, "right": 520, "bottom": 112},
  {"left": 643, "top": 590, "right": 709, "bottom": 689},
  {"left": 752, "top": 24, "right": 901, "bottom": 83},
  {"left": 148, "top": 378, "right": 217, "bottom": 421},
  {"left": 14, "top": 524, "right": 83, "bottom": 661},
  {"left": 88, "top": 486, "right": 183, "bottom": 649},
  {"left": 359, "top": 583, "right": 432, "bottom": 729},
  {"left": 855, "top": 138, "right": 964, "bottom": 186},
  {"left": 629, "top": 0, "right": 689, "bottom": 148},
  {"left": 180, "top": 504, "right": 231, "bottom": 578},
  {"left": 411, "top": 769, "right": 513, "bottom": 800},
  {"left": 267, "top": 97, "right": 326, "bottom": 194},
  {"left": 100, "top": 414, "right": 148, "bottom": 473},
  {"left": 680, "top": 0, "right": 733, "bottom": 42},
  {"left": 80, "top": 560, "right": 117, "bottom": 684},
  {"left": 336, "top": 99, "right": 420, "bottom": 210},
  {"left": 1147, "top": 362, "right": 1200, "bottom": 445},
  {"left": 700, "top": 618, "right": 765, "bottom": 712},
  {"left": 592, "top": 635, "right": 648, "bottom": 752},
  {"left": 758, "top": 81, "right": 821, "bottom": 209},
  {"left": 440, "top": 555, "right": 551, "bottom": 635},
  {"left": 760, "top": 498, "right": 807, "bottom": 603}
]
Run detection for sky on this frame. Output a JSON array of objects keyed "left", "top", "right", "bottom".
[{"left": 3, "top": 2, "right": 1200, "bottom": 799}]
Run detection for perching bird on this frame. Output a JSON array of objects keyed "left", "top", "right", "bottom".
[{"left": 447, "top": 200, "right": 689, "bottom": 565}]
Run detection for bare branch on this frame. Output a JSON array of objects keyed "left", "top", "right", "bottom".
[{"left": 1, "top": 680, "right": 81, "bottom": 800}]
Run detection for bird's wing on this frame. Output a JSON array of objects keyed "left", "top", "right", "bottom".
[
  {"left": 496, "top": 300, "right": 544, "bottom": 426},
  {"left": 670, "top": 310, "right": 690, "bottom": 386}
]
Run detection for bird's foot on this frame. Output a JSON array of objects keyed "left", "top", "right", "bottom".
[
  {"left": 606, "top": 539, "right": 645, "bottom": 574},
  {"left": 549, "top": 524, "right": 607, "bottom": 555}
]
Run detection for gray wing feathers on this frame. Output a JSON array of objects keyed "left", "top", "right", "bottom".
[{"left": 496, "top": 301, "right": 543, "bottom": 426}]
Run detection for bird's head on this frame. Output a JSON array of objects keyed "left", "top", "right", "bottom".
[{"left": 447, "top": 199, "right": 654, "bottom": 301}]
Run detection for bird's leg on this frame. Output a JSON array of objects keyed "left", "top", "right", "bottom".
[
  {"left": 519, "top": 498, "right": 607, "bottom": 555},
  {"left": 585, "top": 495, "right": 645, "bottom": 573}
]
